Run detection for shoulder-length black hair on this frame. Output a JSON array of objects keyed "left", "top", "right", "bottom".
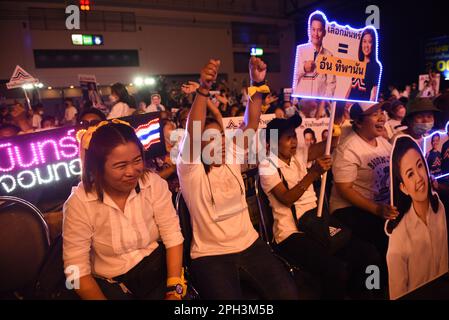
[
  {"left": 358, "top": 28, "right": 377, "bottom": 62},
  {"left": 111, "top": 82, "right": 133, "bottom": 106},
  {"left": 82, "top": 122, "right": 148, "bottom": 201},
  {"left": 386, "top": 136, "right": 439, "bottom": 233}
]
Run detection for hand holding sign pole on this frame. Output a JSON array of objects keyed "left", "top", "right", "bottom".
[{"left": 292, "top": 11, "right": 382, "bottom": 217}]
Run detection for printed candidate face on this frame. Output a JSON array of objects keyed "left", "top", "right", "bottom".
[
  {"left": 310, "top": 20, "right": 325, "bottom": 47},
  {"left": 362, "top": 33, "right": 373, "bottom": 58},
  {"left": 431, "top": 135, "right": 440, "bottom": 150},
  {"left": 304, "top": 132, "right": 315, "bottom": 147},
  {"left": 399, "top": 148, "right": 429, "bottom": 202}
]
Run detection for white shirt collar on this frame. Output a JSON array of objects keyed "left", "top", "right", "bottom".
[
  {"left": 76, "top": 180, "right": 143, "bottom": 206},
  {"left": 407, "top": 201, "right": 433, "bottom": 230}
]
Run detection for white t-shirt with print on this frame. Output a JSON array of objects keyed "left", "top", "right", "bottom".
[
  {"left": 330, "top": 131, "right": 392, "bottom": 213},
  {"left": 177, "top": 141, "right": 258, "bottom": 259},
  {"left": 259, "top": 148, "right": 317, "bottom": 244}
]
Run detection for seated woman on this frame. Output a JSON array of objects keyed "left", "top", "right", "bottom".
[
  {"left": 386, "top": 136, "right": 448, "bottom": 300},
  {"left": 259, "top": 115, "right": 381, "bottom": 298},
  {"left": 63, "top": 121, "right": 184, "bottom": 300},
  {"left": 330, "top": 102, "right": 398, "bottom": 291},
  {"left": 259, "top": 114, "right": 349, "bottom": 299},
  {"left": 177, "top": 58, "right": 299, "bottom": 299}
]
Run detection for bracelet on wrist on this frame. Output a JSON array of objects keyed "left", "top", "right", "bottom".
[
  {"left": 196, "top": 88, "right": 210, "bottom": 98},
  {"left": 251, "top": 80, "right": 267, "bottom": 87}
]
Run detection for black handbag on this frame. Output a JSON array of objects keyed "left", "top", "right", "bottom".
[{"left": 276, "top": 168, "right": 351, "bottom": 254}]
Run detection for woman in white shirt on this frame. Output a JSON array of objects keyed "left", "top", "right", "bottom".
[
  {"left": 63, "top": 121, "right": 184, "bottom": 300},
  {"left": 259, "top": 114, "right": 350, "bottom": 299},
  {"left": 386, "top": 136, "right": 448, "bottom": 300},
  {"left": 330, "top": 102, "right": 399, "bottom": 293},
  {"left": 107, "top": 83, "right": 133, "bottom": 120},
  {"left": 177, "top": 58, "right": 299, "bottom": 299}
]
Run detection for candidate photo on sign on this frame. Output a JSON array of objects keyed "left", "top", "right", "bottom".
[
  {"left": 346, "top": 28, "right": 381, "bottom": 102},
  {"left": 293, "top": 13, "right": 336, "bottom": 98},
  {"left": 386, "top": 136, "right": 448, "bottom": 300}
]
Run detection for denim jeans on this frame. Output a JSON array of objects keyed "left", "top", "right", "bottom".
[{"left": 190, "top": 238, "right": 299, "bottom": 300}]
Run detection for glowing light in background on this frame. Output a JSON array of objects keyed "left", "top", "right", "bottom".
[
  {"left": 144, "top": 77, "right": 156, "bottom": 86},
  {"left": 134, "top": 77, "right": 144, "bottom": 87}
]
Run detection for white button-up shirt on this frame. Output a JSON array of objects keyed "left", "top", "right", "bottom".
[
  {"left": 387, "top": 198, "right": 448, "bottom": 299},
  {"left": 63, "top": 172, "right": 183, "bottom": 280},
  {"left": 259, "top": 149, "right": 317, "bottom": 244}
]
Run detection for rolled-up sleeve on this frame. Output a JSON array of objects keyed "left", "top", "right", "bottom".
[
  {"left": 151, "top": 177, "right": 184, "bottom": 249},
  {"left": 62, "top": 197, "right": 93, "bottom": 280}
]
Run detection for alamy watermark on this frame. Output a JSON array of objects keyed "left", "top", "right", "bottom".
[
  {"left": 365, "top": 265, "right": 381, "bottom": 290},
  {"left": 365, "top": 5, "right": 380, "bottom": 30},
  {"left": 169, "top": 121, "right": 281, "bottom": 174},
  {"left": 65, "top": 5, "right": 80, "bottom": 30},
  {"left": 65, "top": 265, "right": 80, "bottom": 290}
]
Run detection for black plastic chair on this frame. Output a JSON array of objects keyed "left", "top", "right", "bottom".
[
  {"left": 175, "top": 192, "right": 199, "bottom": 299},
  {"left": 254, "top": 178, "right": 321, "bottom": 299},
  {"left": 0, "top": 196, "right": 50, "bottom": 299}
]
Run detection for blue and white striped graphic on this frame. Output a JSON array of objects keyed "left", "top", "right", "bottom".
[{"left": 135, "top": 118, "right": 161, "bottom": 149}]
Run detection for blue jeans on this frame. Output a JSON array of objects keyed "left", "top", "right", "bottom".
[{"left": 190, "top": 238, "right": 299, "bottom": 300}]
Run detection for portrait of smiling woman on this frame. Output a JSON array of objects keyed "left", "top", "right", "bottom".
[
  {"left": 347, "top": 28, "right": 381, "bottom": 102},
  {"left": 386, "top": 136, "right": 448, "bottom": 300},
  {"left": 63, "top": 121, "right": 184, "bottom": 300}
]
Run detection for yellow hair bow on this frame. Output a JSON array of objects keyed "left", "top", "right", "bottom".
[
  {"left": 81, "top": 119, "right": 132, "bottom": 150},
  {"left": 248, "top": 85, "right": 270, "bottom": 101}
]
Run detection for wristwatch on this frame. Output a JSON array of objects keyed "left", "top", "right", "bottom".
[{"left": 166, "top": 283, "right": 183, "bottom": 295}]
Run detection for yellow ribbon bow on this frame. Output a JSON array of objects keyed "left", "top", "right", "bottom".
[
  {"left": 248, "top": 85, "right": 271, "bottom": 101},
  {"left": 81, "top": 119, "right": 132, "bottom": 151},
  {"left": 332, "top": 124, "right": 342, "bottom": 137}
]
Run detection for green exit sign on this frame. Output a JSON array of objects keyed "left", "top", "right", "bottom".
[
  {"left": 250, "top": 48, "right": 264, "bottom": 56},
  {"left": 71, "top": 34, "right": 104, "bottom": 46}
]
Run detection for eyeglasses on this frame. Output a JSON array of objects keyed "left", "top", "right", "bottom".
[{"left": 79, "top": 119, "right": 102, "bottom": 128}]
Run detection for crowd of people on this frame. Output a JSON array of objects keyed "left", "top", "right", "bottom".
[{"left": 1, "top": 54, "right": 449, "bottom": 300}]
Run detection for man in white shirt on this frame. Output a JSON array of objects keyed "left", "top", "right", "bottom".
[
  {"left": 293, "top": 13, "right": 336, "bottom": 98},
  {"left": 64, "top": 99, "right": 78, "bottom": 125}
]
